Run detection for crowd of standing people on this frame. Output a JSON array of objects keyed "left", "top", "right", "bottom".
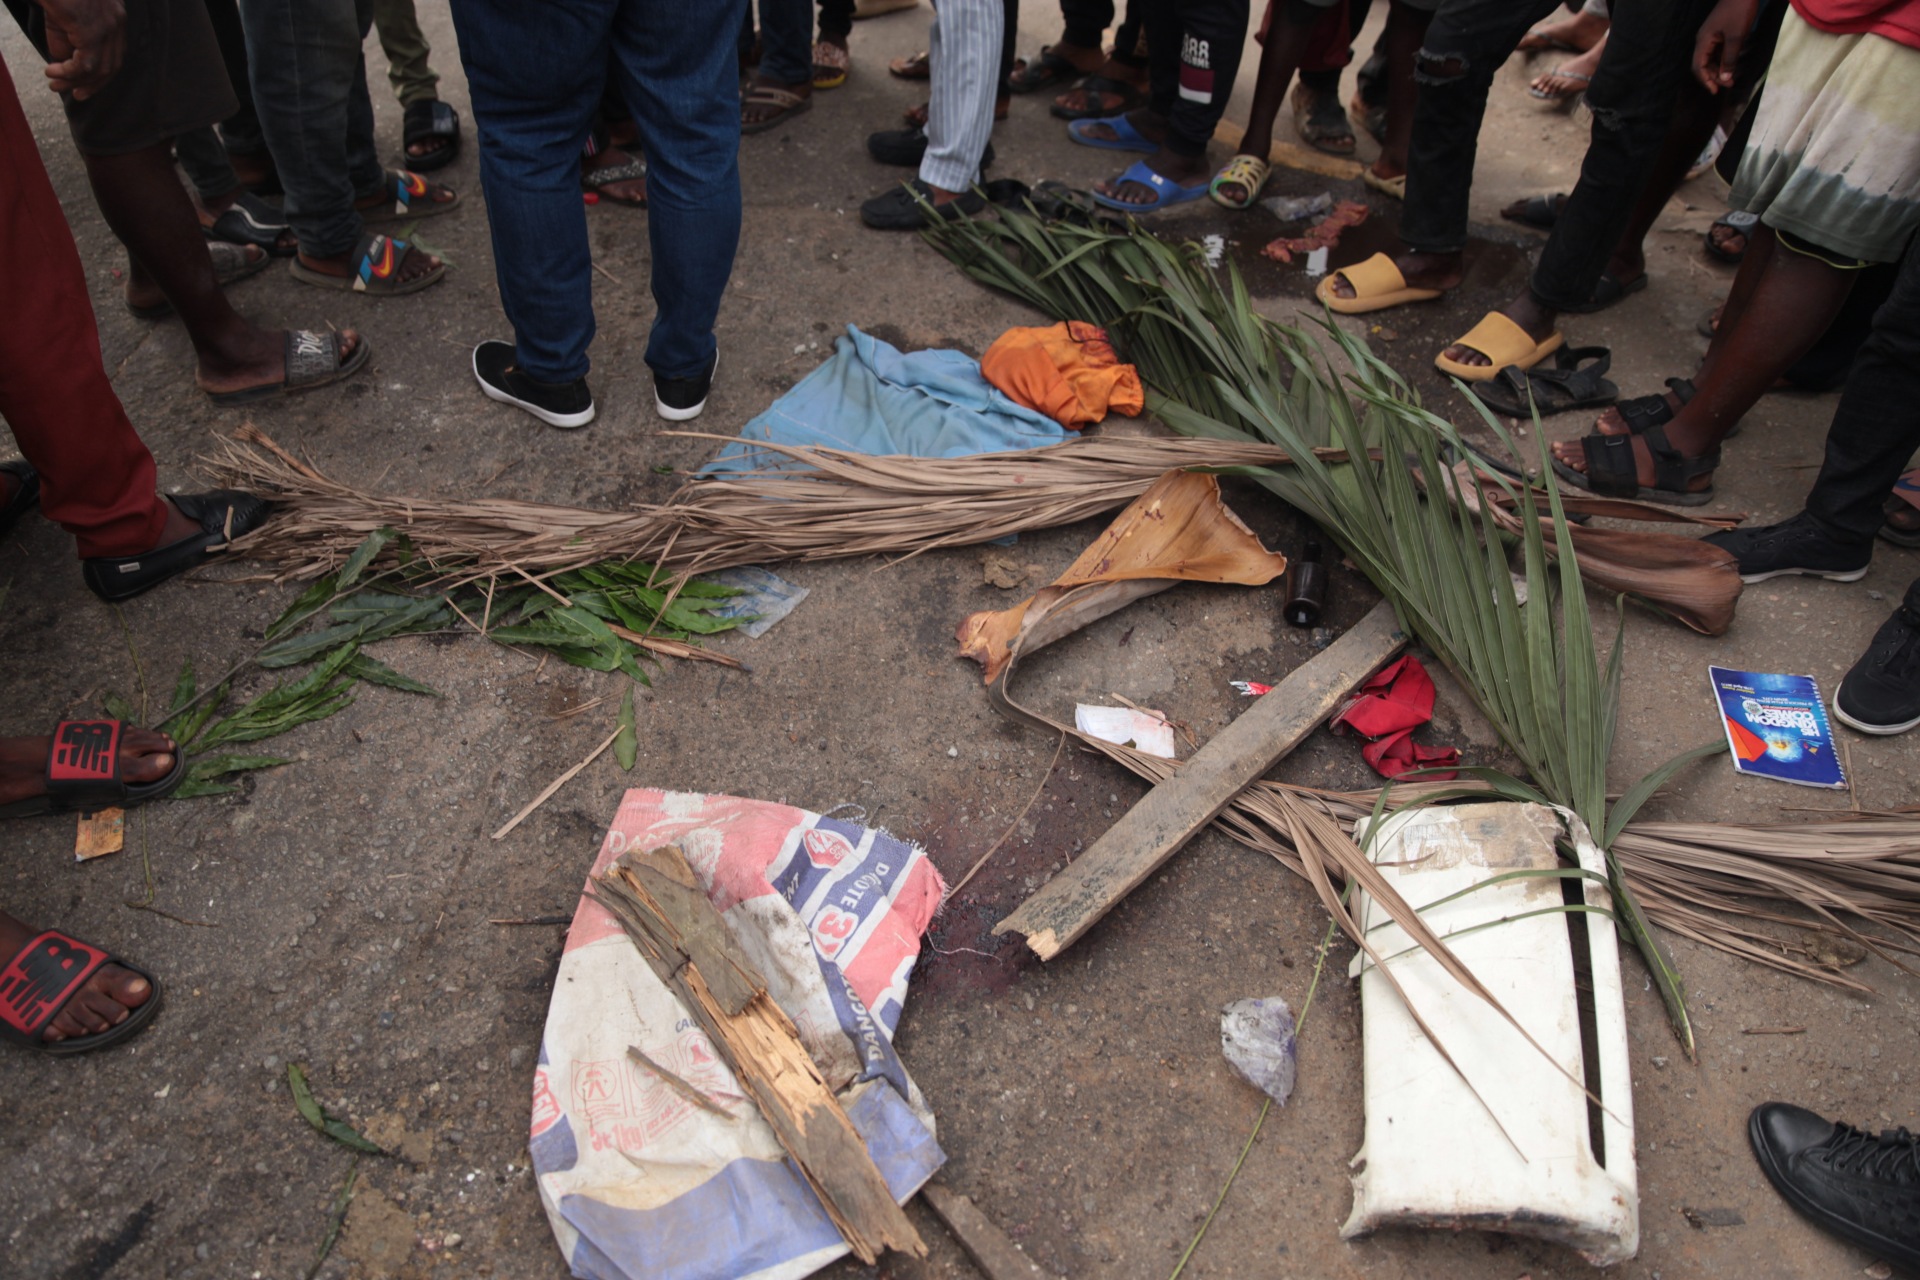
[{"left": 2, "top": 0, "right": 1919, "bottom": 1270}]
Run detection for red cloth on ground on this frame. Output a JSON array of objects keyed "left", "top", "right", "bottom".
[
  {"left": 1792, "top": 0, "right": 1920, "bottom": 50},
  {"left": 0, "top": 58, "right": 165, "bottom": 558},
  {"left": 1329, "top": 653, "right": 1461, "bottom": 781},
  {"left": 980, "top": 322, "right": 1145, "bottom": 428}
]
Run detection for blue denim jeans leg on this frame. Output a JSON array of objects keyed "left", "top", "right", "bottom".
[
  {"left": 236, "top": 0, "right": 382, "bottom": 258},
  {"left": 451, "top": 0, "right": 744, "bottom": 384}
]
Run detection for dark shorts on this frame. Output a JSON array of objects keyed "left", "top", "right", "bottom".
[{"left": 6, "top": 0, "right": 237, "bottom": 156}]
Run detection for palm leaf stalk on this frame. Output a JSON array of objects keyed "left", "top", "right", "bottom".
[{"left": 922, "top": 210, "right": 1729, "bottom": 1051}]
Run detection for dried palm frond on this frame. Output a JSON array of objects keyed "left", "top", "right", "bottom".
[{"left": 210, "top": 425, "right": 1316, "bottom": 583}]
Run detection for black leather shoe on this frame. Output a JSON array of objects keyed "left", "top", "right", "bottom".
[
  {"left": 866, "top": 125, "right": 994, "bottom": 170},
  {"left": 0, "top": 461, "right": 40, "bottom": 540},
  {"left": 1750, "top": 1102, "right": 1920, "bottom": 1269},
  {"left": 861, "top": 179, "right": 986, "bottom": 230},
  {"left": 82, "top": 490, "right": 274, "bottom": 603}
]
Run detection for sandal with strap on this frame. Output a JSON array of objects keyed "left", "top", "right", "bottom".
[
  {"left": 205, "top": 328, "right": 372, "bottom": 406},
  {"left": 1471, "top": 346, "right": 1618, "bottom": 418},
  {"left": 126, "top": 242, "right": 273, "bottom": 319},
  {"left": 812, "top": 39, "right": 851, "bottom": 89},
  {"left": 357, "top": 168, "right": 460, "bottom": 224},
  {"left": 887, "top": 49, "right": 929, "bottom": 80},
  {"left": 204, "top": 190, "right": 295, "bottom": 257},
  {"left": 1610, "top": 377, "right": 1698, "bottom": 436},
  {"left": 1008, "top": 45, "right": 1082, "bottom": 94},
  {"left": 1528, "top": 67, "right": 1590, "bottom": 101},
  {"left": 742, "top": 83, "right": 812, "bottom": 134},
  {"left": 290, "top": 231, "right": 443, "bottom": 295},
  {"left": 583, "top": 153, "right": 648, "bottom": 206},
  {"left": 402, "top": 99, "right": 461, "bottom": 172},
  {"left": 0, "top": 928, "right": 162, "bottom": 1056},
  {"left": 1208, "top": 154, "right": 1271, "bottom": 210},
  {"left": 1553, "top": 422, "right": 1719, "bottom": 507},
  {"left": 0, "top": 720, "right": 188, "bottom": 819},
  {"left": 1050, "top": 73, "right": 1147, "bottom": 120}
]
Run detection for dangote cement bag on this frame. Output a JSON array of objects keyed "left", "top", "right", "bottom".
[{"left": 530, "top": 790, "right": 946, "bottom": 1280}]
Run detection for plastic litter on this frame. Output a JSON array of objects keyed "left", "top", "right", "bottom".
[
  {"left": 1259, "top": 191, "right": 1334, "bottom": 222},
  {"left": 1075, "top": 703, "right": 1176, "bottom": 758},
  {"left": 1220, "top": 997, "right": 1297, "bottom": 1105}
]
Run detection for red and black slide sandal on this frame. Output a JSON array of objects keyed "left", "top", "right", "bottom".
[
  {"left": 0, "top": 929, "right": 163, "bottom": 1055},
  {"left": 0, "top": 720, "right": 188, "bottom": 819}
]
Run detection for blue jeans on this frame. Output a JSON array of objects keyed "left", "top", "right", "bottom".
[
  {"left": 451, "top": 0, "right": 745, "bottom": 384},
  {"left": 236, "top": 0, "right": 384, "bottom": 258}
]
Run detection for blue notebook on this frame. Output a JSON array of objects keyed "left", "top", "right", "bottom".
[{"left": 1708, "top": 666, "right": 1847, "bottom": 790}]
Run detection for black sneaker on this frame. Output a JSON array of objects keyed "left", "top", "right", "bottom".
[
  {"left": 0, "top": 460, "right": 40, "bottom": 540},
  {"left": 654, "top": 350, "right": 716, "bottom": 422},
  {"left": 472, "top": 340, "right": 595, "bottom": 429},
  {"left": 82, "top": 490, "right": 274, "bottom": 603},
  {"left": 1701, "top": 510, "right": 1872, "bottom": 583},
  {"left": 861, "top": 179, "right": 986, "bottom": 231},
  {"left": 866, "top": 126, "right": 993, "bottom": 170},
  {"left": 1834, "top": 599, "right": 1920, "bottom": 735},
  {"left": 1749, "top": 1103, "right": 1920, "bottom": 1269}
]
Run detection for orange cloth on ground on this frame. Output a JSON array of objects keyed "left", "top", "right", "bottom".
[{"left": 979, "top": 322, "right": 1145, "bottom": 428}]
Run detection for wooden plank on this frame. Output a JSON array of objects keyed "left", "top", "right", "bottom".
[
  {"left": 593, "top": 847, "right": 926, "bottom": 1264},
  {"left": 921, "top": 1182, "right": 1053, "bottom": 1280},
  {"left": 994, "top": 601, "right": 1404, "bottom": 960},
  {"left": 1213, "top": 118, "right": 1366, "bottom": 182}
]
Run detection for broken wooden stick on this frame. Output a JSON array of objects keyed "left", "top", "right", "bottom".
[
  {"left": 994, "top": 601, "right": 1404, "bottom": 960},
  {"left": 592, "top": 845, "right": 925, "bottom": 1264},
  {"left": 921, "top": 1182, "right": 1054, "bottom": 1280}
]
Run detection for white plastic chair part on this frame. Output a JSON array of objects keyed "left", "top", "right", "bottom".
[{"left": 1341, "top": 802, "right": 1638, "bottom": 1267}]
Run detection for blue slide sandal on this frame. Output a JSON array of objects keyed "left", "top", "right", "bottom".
[
  {"left": 1089, "top": 161, "right": 1210, "bottom": 213},
  {"left": 1067, "top": 114, "right": 1159, "bottom": 153}
]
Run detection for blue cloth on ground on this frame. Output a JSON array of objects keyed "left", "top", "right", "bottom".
[{"left": 703, "top": 325, "right": 1073, "bottom": 475}]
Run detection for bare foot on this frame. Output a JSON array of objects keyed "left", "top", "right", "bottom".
[
  {"left": 1530, "top": 39, "right": 1605, "bottom": 99},
  {"left": 1094, "top": 147, "right": 1207, "bottom": 205},
  {"left": 1518, "top": 8, "right": 1609, "bottom": 52},
  {"left": 0, "top": 910, "right": 153, "bottom": 1045}
]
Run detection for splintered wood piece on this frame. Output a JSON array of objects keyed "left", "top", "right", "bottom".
[
  {"left": 922, "top": 1182, "right": 1053, "bottom": 1280},
  {"left": 994, "top": 601, "right": 1404, "bottom": 960},
  {"left": 592, "top": 846, "right": 926, "bottom": 1263}
]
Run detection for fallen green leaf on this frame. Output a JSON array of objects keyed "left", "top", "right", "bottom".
[
  {"left": 615, "top": 685, "right": 637, "bottom": 771},
  {"left": 287, "top": 1064, "right": 385, "bottom": 1155}
]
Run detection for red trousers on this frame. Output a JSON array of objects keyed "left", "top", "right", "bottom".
[{"left": 0, "top": 58, "right": 165, "bottom": 559}]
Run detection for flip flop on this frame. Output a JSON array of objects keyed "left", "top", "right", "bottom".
[
  {"left": 742, "top": 84, "right": 812, "bottom": 134},
  {"left": 126, "top": 242, "right": 273, "bottom": 319},
  {"left": 1559, "top": 270, "right": 1648, "bottom": 315},
  {"left": 0, "top": 928, "right": 163, "bottom": 1056},
  {"left": 402, "top": 99, "right": 461, "bottom": 173},
  {"left": 289, "top": 231, "right": 444, "bottom": 295},
  {"left": 0, "top": 720, "right": 187, "bottom": 819},
  {"left": 356, "top": 169, "right": 460, "bottom": 224},
  {"left": 583, "top": 154, "right": 648, "bottom": 206},
  {"left": 1550, "top": 422, "right": 1718, "bottom": 507},
  {"left": 1881, "top": 471, "right": 1920, "bottom": 547},
  {"left": 205, "top": 328, "right": 372, "bottom": 406},
  {"left": 1528, "top": 68, "right": 1591, "bottom": 101},
  {"left": 203, "top": 190, "right": 295, "bottom": 257},
  {"left": 1050, "top": 74, "right": 1147, "bottom": 121},
  {"left": 1089, "top": 161, "right": 1210, "bottom": 213},
  {"left": 1208, "top": 154, "right": 1271, "bottom": 210},
  {"left": 1067, "top": 114, "right": 1158, "bottom": 153},
  {"left": 1313, "top": 253, "right": 1444, "bottom": 315},
  {"left": 1471, "top": 346, "right": 1617, "bottom": 418},
  {"left": 1706, "top": 209, "right": 1758, "bottom": 263},
  {"left": 1435, "top": 312, "right": 1565, "bottom": 383},
  {"left": 1008, "top": 46, "right": 1081, "bottom": 93}
]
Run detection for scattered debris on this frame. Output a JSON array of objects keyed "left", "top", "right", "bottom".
[
  {"left": 1681, "top": 1206, "right": 1745, "bottom": 1229},
  {"left": 981, "top": 549, "right": 1044, "bottom": 590},
  {"left": 1220, "top": 997, "right": 1297, "bottom": 1105},
  {"left": 921, "top": 1182, "right": 1055, "bottom": 1280},
  {"left": 700, "top": 565, "right": 809, "bottom": 637},
  {"left": 1075, "top": 704, "right": 1176, "bottom": 759},
  {"left": 626, "top": 1045, "right": 732, "bottom": 1119},
  {"left": 1259, "top": 191, "right": 1334, "bottom": 222},
  {"left": 74, "top": 807, "right": 124, "bottom": 861},
  {"left": 1261, "top": 200, "right": 1368, "bottom": 264},
  {"left": 491, "top": 725, "right": 624, "bottom": 840},
  {"left": 288, "top": 1064, "right": 385, "bottom": 1155},
  {"left": 1283, "top": 540, "right": 1327, "bottom": 627},
  {"left": 1329, "top": 654, "right": 1461, "bottom": 780},
  {"left": 1741, "top": 1026, "right": 1807, "bottom": 1036}
]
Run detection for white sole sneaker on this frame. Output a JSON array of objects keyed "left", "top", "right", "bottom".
[
  {"left": 1832, "top": 694, "right": 1920, "bottom": 736},
  {"left": 1737, "top": 564, "right": 1870, "bottom": 585},
  {"left": 473, "top": 348, "right": 596, "bottom": 429},
  {"left": 654, "top": 352, "right": 716, "bottom": 422}
]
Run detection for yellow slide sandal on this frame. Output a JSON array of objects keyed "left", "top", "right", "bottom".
[
  {"left": 1433, "top": 311, "right": 1565, "bottom": 383},
  {"left": 1313, "top": 252, "right": 1444, "bottom": 315}
]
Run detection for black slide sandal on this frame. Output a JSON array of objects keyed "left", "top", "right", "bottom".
[
  {"left": 0, "top": 929, "right": 163, "bottom": 1056},
  {"left": 0, "top": 720, "right": 187, "bottom": 819},
  {"left": 402, "top": 99, "right": 461, "bottom": 172}
]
